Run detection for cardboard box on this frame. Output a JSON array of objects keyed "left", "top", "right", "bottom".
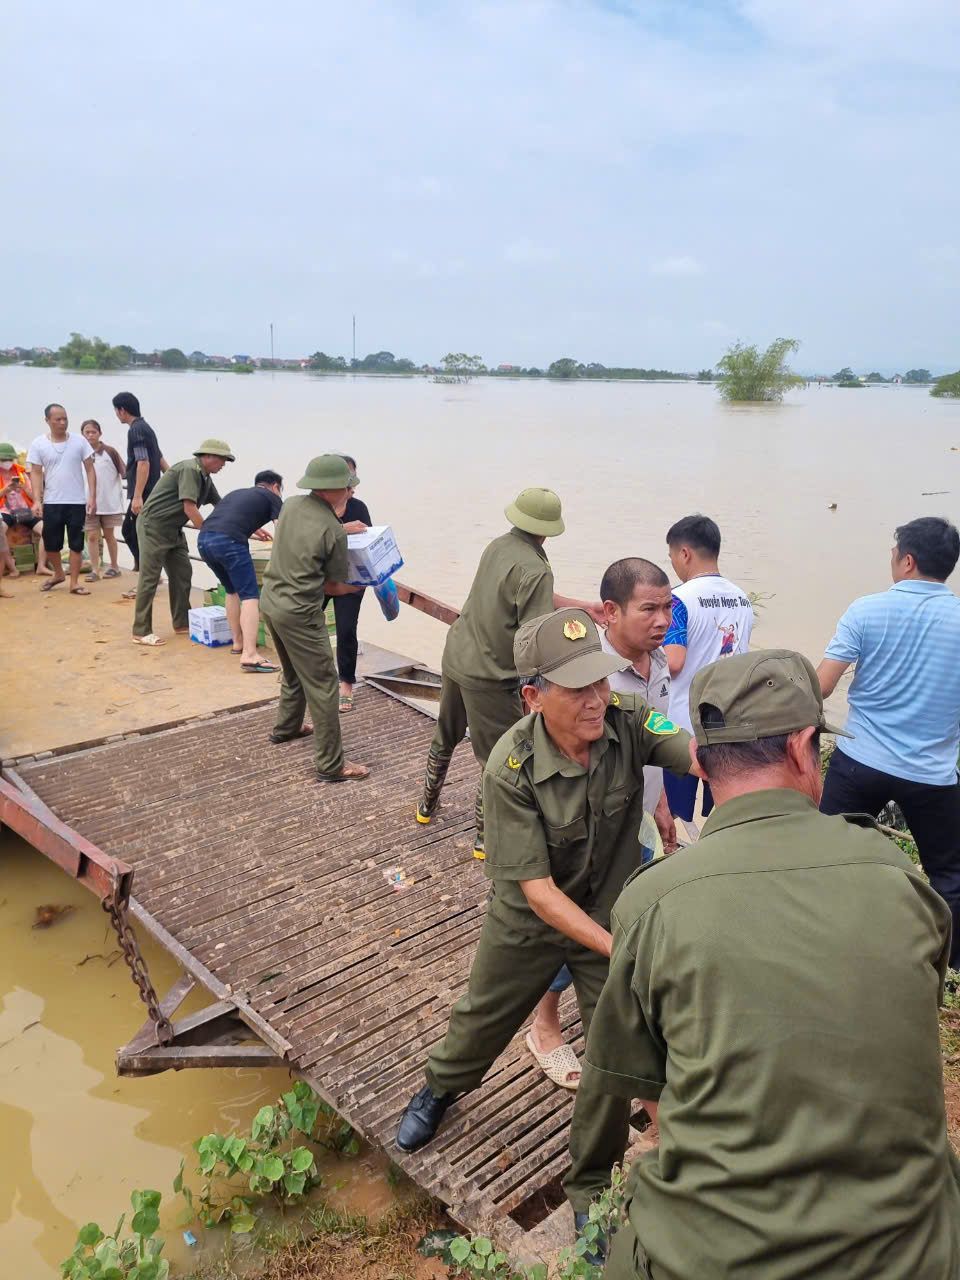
[
  {"left": 188, "top": 605, "right": 233, "bottom": 648},
  {"left": 345, "top": 524, "right": 403, "bottom": 587}
]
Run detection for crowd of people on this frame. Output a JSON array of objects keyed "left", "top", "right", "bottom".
[{"left": 5, "top": 396, "right": 960, "bottom": 1275}]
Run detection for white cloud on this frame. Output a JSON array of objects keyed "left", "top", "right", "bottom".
[{"left": 650, "top": 256, "right": 704, "bottom": 277}]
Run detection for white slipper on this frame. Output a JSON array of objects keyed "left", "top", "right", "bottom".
[
  {"left": 132, "top": 634, "right": 165, "bottom": 647},
  {"left": 525, "top": 1030, "right": 580, "bottom": 1090}
]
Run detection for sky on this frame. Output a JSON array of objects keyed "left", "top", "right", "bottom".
[{"left": 2, "top": 0, "right": 957, "bottom": 373}]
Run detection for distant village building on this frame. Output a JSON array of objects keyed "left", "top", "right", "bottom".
[{"left": 497, "top": 363, "right": 517, "bottom": 372}]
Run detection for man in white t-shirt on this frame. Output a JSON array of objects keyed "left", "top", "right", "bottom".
[
  {"left": 525, "top": 557, "right": 679, "bottom": 1091},
  {"left": 81, "top": 419, "right": 127, "bottom": 580},
  {"left": 663, "top": 513, "right": 753, "bottom": 826},
  {"left": 27, "top": 403, "right": 96, "bottom": 595}
]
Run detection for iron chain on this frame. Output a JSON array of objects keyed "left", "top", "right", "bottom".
[{"left": 102, "top": 894, "right": 174, "bottom": 1045}]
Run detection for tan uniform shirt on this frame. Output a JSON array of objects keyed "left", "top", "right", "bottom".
[
  {"left": 482, "top": 692, "right": 691, "bottom": 941},
  {"left": 443, "top": 528, "right": 555, "bottom": 689},
  {"left": 584, "top": 789, "right": 960, "bottom": 1279},
  {"left": 260, "top": 494, "right": 349, "bottom": 618}
]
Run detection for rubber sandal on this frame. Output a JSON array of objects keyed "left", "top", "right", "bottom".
[
  {"left": 40, "top": 578, "right": 65, "bottom": 592},
  {"left": 241, "top": 661, "right": 280, "bottom": 674},
  {"left": 121, "top": 589, "right": 137, "bottom": 599},
  {"left": 85, "top": 572, "right": 100, "bottom": 582},
  {"left": 230, "top": 647, "right": 243, "bottom": 655},
  {"left": 525, "top": 1031, "right": 580, "bottom": 1090},
  {"left": 318, "top": 762, "right": 370, "bottom": 783},
  {"left": 132, "top": 633, "right": 165, "bottom": 647},
  {"left": 269, "top": 726, "right": 314, "bottom": 744},
  {"left": 70, "top": 586, "right": 91, "bottom": 595},
  {"left": 339, "top": 692, "right": 354, "bottom": 713},
  {"left": 103, "top": 567, "right": 121, "bottom": 578}
]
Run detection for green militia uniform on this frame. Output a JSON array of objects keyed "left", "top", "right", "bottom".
[
  {"left": 260, "top": 493, "right": 350, "bottom": 779},
  {"left": 424, "top": 692, "right": 692, "bottom": 1210},
  {"left": 418, "top": 528, "right": 555, "bottom": 842},
  {"left": 589, "top": 790, "right": 960, "bottom": 1280},
  {"left": 133, "top": 459, "right": 220, "bottom": 637}
]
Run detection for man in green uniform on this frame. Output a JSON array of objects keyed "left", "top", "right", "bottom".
[
  {"left": 416, "top": 488, "right": 603, "bottom": 854},
  {"left": 588, "top": 649, "right": 960, "bottom": 1279},
  {"left": 395, "top": 608, "right": 695, "bottom": 1226},
  {"left": 260, "top": 454, "right": 369, "bottom": 783},
  {"left": 131, "top": 439, "right": 233, "bottom": 646}
]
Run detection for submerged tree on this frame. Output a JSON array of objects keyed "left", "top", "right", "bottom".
[
  {"left": 58, "top": 332, "right": 129, "bottom": 371},
  {"left": 715, "top": 338, "right": 803, "bottom": 402},
  {"left": 931, "top": 371, "right": 960, "bottom": 399}
]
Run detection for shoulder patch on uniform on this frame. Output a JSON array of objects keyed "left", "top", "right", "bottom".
[
  {"left": 644, "top": 710, "right": 680, "bottom": 736},
  {"left": 506, "top": 753, "right": 522, "bottom": 770},
  {"left": 496, "top": 737, "right": 534, "bottom": 783},
  {"left": 610, "top": 691, "right": 621, "bottom": 707}
]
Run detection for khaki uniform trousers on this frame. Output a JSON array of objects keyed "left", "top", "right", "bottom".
[
  {"left": 430, "top": 676, "right": 523, "bottom": 767},
  {"left": 425, "top": 914, "right": 631, "bottom": 1213},
  {"left": 132, "top": 522, "right": 193, "bottom": 637},
  {"left": 262, "top": 606, "right": 344, "bottom": 777}
]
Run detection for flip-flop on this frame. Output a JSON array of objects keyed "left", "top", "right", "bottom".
[
  {"left": 269, "top": 726, "right": 314, "bottom": 744},
  {"left": 525, "top": 1031, "right": 580, "bottom": 1090},
  {"left": 85, "top": 572, "right": 100, "bottom": 583},
  {"left": 70, "top": 586, "right": 92, "bottom": 595},
  {"left": 121, "top": 589, "right": 137, "bottom": 600},
  {"left": 230, "top": 647, "right": 243, "bottom": 655},
  {"left": 40, "top": 578, "right": 66, "bottom": 592},
  {"left": 339, "top": 692, "right": 354, "bottom": 713},
  {"left": 241, "top": 661, "right": 280, "bottom": 674},
  {"left": 103, "top": 567, "right": 121, "bottom": 578},
  {"left": 132, "top": 634, "right": 165, "bottom": 647},
  {"left": 318, "top": 762, "right": 370, "bottom": 783}
]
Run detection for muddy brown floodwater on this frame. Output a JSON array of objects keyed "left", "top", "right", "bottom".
[{"left": 3, "top": 367, "right": 960, "bottom": 1276}]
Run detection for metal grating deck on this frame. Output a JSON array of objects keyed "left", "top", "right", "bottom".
[{"left": 13, "top": 685, "right": 584, "bottom": 1246}]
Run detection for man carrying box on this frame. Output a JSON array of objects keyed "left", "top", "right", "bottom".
[{"left": 260, "top": 455, "right": 369, "bottom": 783}]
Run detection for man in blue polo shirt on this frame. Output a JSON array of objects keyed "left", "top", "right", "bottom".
[{"left": 818, "top": 516, "right": 960, "bottom": 968}]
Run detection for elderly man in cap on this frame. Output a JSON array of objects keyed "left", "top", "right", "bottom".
[
  {"left": 131, "top": 439, "right": 233, "bottom": 646},
  {"left": 396, "top": 608, "right": 695, "bottom": 1220},
  {"left": 260, "top": 454, "right": 368, "bottom": 783},
  {"left": 416, "top": 487, "right": 603, "bottom": 855},
  {"left": 587, "top": 649, "right": 960, "bottom": 1278}
]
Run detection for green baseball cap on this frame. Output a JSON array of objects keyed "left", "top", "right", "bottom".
[
  {"left": 514, "top": 608, "right": 628, "bottom": 689},
  {"left": 193, "top": 438, "right": 236, "bottom": 461},
  {"left": 0, "top": 442, "right": 17, "bottom": 461},
  {"left": 690, "top": 648, "right": 851, "bottom": 745},
  {"left": 505, "top": 487, "right": 564, "bottom": 537},
  {"left": 297, "top": 454, "right": 359, "bottom": 490}
]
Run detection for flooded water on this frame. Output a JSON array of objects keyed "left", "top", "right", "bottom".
[{"left": 3, "top": 366, "right": 960, "bottom": 1275}]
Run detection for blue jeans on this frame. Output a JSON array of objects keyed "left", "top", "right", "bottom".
[
  {"left": 549, "top": 841, "right": 655, "bottom": 995},
  {"left": 197, "top": 529, "right": 259, "bottom": 601}
]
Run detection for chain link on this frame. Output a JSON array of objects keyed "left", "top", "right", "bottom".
[{"left": 102, "top": 894, "right": 174, "bottom": 1045}]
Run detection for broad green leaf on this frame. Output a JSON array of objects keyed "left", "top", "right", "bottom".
[
  {"left": 251, "top": 1105, "right": 274, "bottom": 1138},
  {"left": 237, "top": 1152, "right": 254, "bottom": 1173},
  {"left": 230, "top": 1212, "right": 257, "bottom": 1235},
  {"left": 283, "top": 1170, "right": 307, "bottom": 1197},
  {"left": 473, "top": 1236, "right": 492, "bottom": 1256},
  {"left": 199, "top": 1151, "right": 217, "bottom": 1175},
  {"left": 131, "top": 1208, "right": 160, "bottom": 1237},
  {"left": 172, "top": 1160, "right": 184, "bottom": 1194},
  {"left": 77, "top": 1224, "right": 103, "bottom": 1247},
  {"left": 226, "top": 1136, "right": 246, "bottom": 1163},
  {"left": 449, "top": 1237, "right": 471, "bottom": 1263},
  {"left": 261, "top": 1154, "right": 284, "bottom": 1182},
  {"left": 290, "top": 1146, "right": 314, "bottom": 1172}
]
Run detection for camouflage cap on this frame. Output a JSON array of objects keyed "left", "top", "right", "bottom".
[
  {"left": 193, "top": 438, "right": 236, "bottom": 461},
  {"left": 297, "top": 454, "right": 359, "bottom": 490},
  {"left": 0, "top": 441, "right": 17, "bottom": 461},
  {"left": 514, "top": 608, "right": 628, "bottom": 689},
  {"left": 505, "top": 487, "right": 564, "bottom": 537},
  {"left": 690, "top": 648, "right": 851, "bottom": 745}
]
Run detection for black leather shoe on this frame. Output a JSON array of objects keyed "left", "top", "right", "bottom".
[
  {"left": 395, "top": 1085, "right": 453, "bottom": 1152},
  {"left": 574, "top": 1211, "right": 607, "bottom": 1266}
]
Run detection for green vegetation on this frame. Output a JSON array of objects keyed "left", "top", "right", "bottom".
[
  {"left": 905, "top": 368, "right": 932, "bottom": 384},
  {"left": 716, "top": 337, "right": 804, "bottom": 402},
  {"left": 59, "top": 332, "right": 129, "bottom": 371},
  {"left": 545, "top": 358, "right": 686, "bottom": 380},
  {"left": 61, "top": 1190, "right": 168, "bottom": 1280},
  {"left": 160, "top": 348, "right": 189, "bottom": 369},
  {"left": 697, "top": 368, "right": 713, "bottom": 381},
  {"left": 931, "top": 370, "right": 960, "bottom": 399}
]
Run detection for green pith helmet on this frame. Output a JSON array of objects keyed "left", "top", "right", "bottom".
[
  {"left": 0, "top": 442, "right": 17, "bottom": 461},
  {"left": 505, "top": 487, "right": 564, "bottom": 537},
  {"left": 514, "top": 608, "right": 628, "bottom": 689},
  {"left": 297, "top": 454, "right": 359, "bottom": 490},
  {"left": 690, "top": 649, "right": 851, "bottom": 746},
  {"left": 193, "top": 438, "right": 236, "bottom": 461}
]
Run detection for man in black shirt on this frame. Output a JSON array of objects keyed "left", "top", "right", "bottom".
[
  {"left": 198, "top": 470, "right": 283, "bottom": 672},
  {"left": 112, "top": 390, "right": 168, "bottom": 577}
]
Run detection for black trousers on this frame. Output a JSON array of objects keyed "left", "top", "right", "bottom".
[
  {"left": 122, "top": 503, "right": 140, "bottom": 570},
  {"left": 322, "top": 590, "right": 365, "bottom": 684},
  {"left": 821, "top": 746, "right": 960, "bottom": 967}
]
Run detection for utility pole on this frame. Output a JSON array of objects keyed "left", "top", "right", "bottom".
[{"left": 352, "top": 314, "right": 356, "bottom": 365}]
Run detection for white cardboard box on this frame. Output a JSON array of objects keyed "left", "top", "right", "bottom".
[
  {"left": 188, "top": 605, "right": 233, "bottom": 648},
  {"left": 345, "top": 524, "right": 403, "bottom": 587}
]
